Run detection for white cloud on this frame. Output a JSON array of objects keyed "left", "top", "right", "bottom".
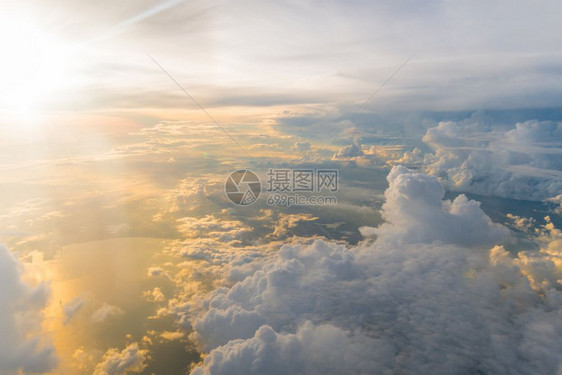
[
  {"left": 392, "top": 146, "right": 424, "bottom": 166},
  {"left": 191, "top": 322, "right": 390, "bottom": 375},
  {"left": 420, "top": 120, "right": 562, "bottom": 200},
  {"left": 0, "top": 245, "right": 58, "bottom": 373},
  {"left": 367, "top": 165, "right": 509, "bottom": 246},
  {"left": 547, "top": 195, "right": 562, "bottom": 215},
  {"left": 91, "top": 303, "right": 124, "bottom": 323},
  {"left": 169, "top": 237, "right": 280, "bottom": 288},
  {"left": 333, "top": 143, "right": 363, "bottom": 159},
  {"left": 63, "top": 295, "right": 87, "bottom": 325},
  {"left": 179, "top": 167, "right": 562, "bottom": 375},
  {"left": 93, "top": 342, "right": 148, "bottom": 375}
]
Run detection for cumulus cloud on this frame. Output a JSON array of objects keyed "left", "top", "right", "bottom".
[
  {"left": 191, "top": 322, "right": 389, "bottom": 375},
  {"left": 501, "top": 215, "right": 562, "bottom": 292},
  {"left": 91, "top": 303, "right": 124, "bottom": 323},
  {"left": 266, "top": 212, "right": 318, "bottom": 239},
  {"left": 176, "top": 167, "right": 562, "bottom": 375},
  {"left": 176, "top": 215, "right": 252, "bottom": 243},
  {"left": 420, "top": 120, "right": 562, "bottom": 200},
  {"left": 548, "top": 194, "right": 562, "bottom": 215},
  {"left": 168, "top": 177, "right": 210, "bottom": 213},
  {"left": 391, "top": 146, "right": 424, "bottom": 166},
  {"left": 143, "top": 287, "right": 165, "bottom": 303},
  {"left": 159, "top": 331, "right": 185, "bottom": 342},
  {"left": 168, "top": 236, "right": 282, "bottom": 290},
  {"left": 93, "top": 343, "right": 148, "bottom": 375},
  {"left": 63, "top": 295, "right": 87, "bottom": 325},
  {"left": 147, "top": 266, "right": 166, "bottom": 277},
  {"left": 72, "top": 347, "right": 103, "bottom": 372},
  {"left": 367, "top": 165, "right": 509, "bottom": 246},
  {"left": 0, "top": 245, "right": 58, "bottom": 373},
  {"left": 333, "top": 143, "right": 364, "bottom": 159}
]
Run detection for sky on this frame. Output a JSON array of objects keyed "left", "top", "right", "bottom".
[{"left": 0, "top": 1, "right": 561, "bottom": 374}]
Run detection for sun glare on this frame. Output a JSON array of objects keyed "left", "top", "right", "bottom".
[{"left": 0, "top": 14, "right": 71, "bottom": 120}]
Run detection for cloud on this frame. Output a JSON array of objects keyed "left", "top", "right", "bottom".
[
  {"left": 168, "top": 177, "right": 210, "bottom": 213},
  {"left": 176, "top": 215, "right": 252, "bottom": 243},
  {"left": 143, "top": 287, "right": 165, "bottom": 303},
  {"left": 191, "top": 322, "right": 389, "bottom": 375},
  {"left": 266, "top": 212, "right": 318, "bottom": 239},
  {"left": 420, "top": 120, "right": 562, "bottom": 200},
  {"left": 293, "top": 141, "right": 311, "bottom": 152},
  {"left": 0, "top": 245, "right": 58, "bottom": 373},
  {"left": 333, "top": 143, "right": 363, "bottom": 159},
  {"left": 159, "top": 331, "right": 184, "bottom": 342},
  {"left": 91, "top": 303, "right": 125, "bottom": 323},
  {"left": 500, "top": 215, "right": 562, "bottom": 292},
  {"left": 93, "top": 343, "right": 148, "bottom": 375},
  {"left": 63, "top": 295, "right": 87, "bottom": 325},
  {"left": 147, "top": 266, "right": 169, "bottom": 278},
  {"left": 72, "top": 347, "right": 103, "bottom": 372},
  {"left": 366, "top": 165, "right": 509, "bottom": 246},
  {"left": 31, "top": 0, "right": 562, "bottom": 114},
  {"left": 547, "top": 194, "right": 562, "bottom": 214},
  {"left": 178, "top": 167, "right": 562, "bottom": 375},
  {"left": 392, "top": 146, "right": 423, "bottom": 166},
  {"left": 168, "top": 236, "right": 282, "bottom": 290}
]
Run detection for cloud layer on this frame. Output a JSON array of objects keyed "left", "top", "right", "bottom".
[
  {"left": 176, "top": 167, "right": 561, "bottom": 375},
  {"left": 422, "top": 120, "right": 562, "bottom": 200}
]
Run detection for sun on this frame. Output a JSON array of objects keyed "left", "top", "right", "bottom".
[{"left": 0, "top": 13, "right": 71, "bottom": 120}]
